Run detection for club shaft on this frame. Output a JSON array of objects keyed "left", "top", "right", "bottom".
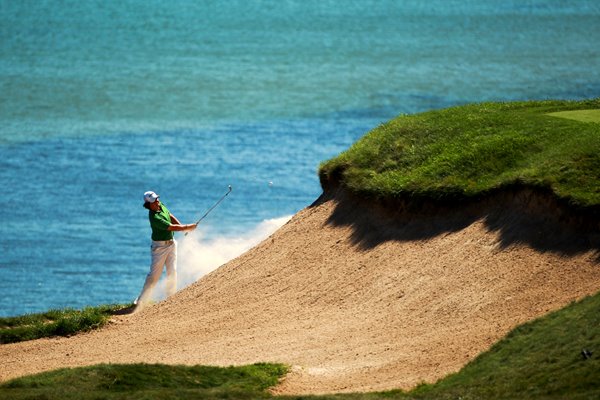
[
  {"left": 195, "top": 190, "right": 230, "bottom": 224},
  {"left": 184, "top": 186, "right": 232, "bottom": 236}
]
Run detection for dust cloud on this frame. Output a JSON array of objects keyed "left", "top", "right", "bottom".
[{"left": 149, "top": 215, "right": 292, "bottom": 302}]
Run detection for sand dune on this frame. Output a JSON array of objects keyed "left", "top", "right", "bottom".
[{"left": 1, "top": 189, "right": 599, "bottom": 394}]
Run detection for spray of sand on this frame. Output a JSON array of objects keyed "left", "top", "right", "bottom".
[{"left": 149, "top": 215, "right": 292, "bottom": 302}]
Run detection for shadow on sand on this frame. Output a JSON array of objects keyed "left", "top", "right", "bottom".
[
  {"left": 111, "top": 304, "right": 137, "bottom": 315},
  {"left": 317, "top": 186, "right": 600, "bottom": 259}
]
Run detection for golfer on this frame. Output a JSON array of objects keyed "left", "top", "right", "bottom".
[{"left": 135, "top": 191, "right": 197, "bottom": 307}]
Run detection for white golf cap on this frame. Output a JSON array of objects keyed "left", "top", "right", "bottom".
[{"left": 143, "top": 191, "right": 159, "bottom": 203}]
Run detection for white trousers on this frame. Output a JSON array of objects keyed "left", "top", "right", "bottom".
[{"left": 137, "top": 239, "right": 177, "bottom": 305}]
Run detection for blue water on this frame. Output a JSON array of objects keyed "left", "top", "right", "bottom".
[{"left": 1, "top": 1, "right": 599, "bottom": 316}]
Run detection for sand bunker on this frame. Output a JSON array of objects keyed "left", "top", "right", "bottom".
[{"left": 1, "top": 189, "right": 599, "bottom": 394}]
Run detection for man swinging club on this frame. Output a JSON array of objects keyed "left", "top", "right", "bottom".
[{"left": 135, "top": 191, "right": 197, "bottom": 307}]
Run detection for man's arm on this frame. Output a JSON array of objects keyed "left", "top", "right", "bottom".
[
  {"left": 167, "top": 222, "right": 197, "bottom": 232},
  {"left": 167, "top": 213, "right": 197, "bottom": 231}
]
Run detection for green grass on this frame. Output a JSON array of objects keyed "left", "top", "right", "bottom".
[
  {"left": 2, "top": 293, "right": 598, "bottom": 399},
  {"left": 319, "top": 99, "right": 600, "bottom": 208},
  {"left": 0, "top": 363, "right": 288, "bottom": 400},
  {"left": 0, "top": 304, "right": 131, "bottom": 344},
  {"left": 548, "top": 109, "right": 600, "bottom": 124}
]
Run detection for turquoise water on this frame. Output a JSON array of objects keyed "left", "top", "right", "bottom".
[{"left": 1, "top": 1, "right": 599, "bottom": 316}]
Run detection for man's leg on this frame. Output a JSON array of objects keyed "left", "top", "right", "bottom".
[
  {"left": 165, "top": 240, "right": 178, "bottom": 297},
  {"left": 137, "top": 242, "right": 171, "bottom": 305}
]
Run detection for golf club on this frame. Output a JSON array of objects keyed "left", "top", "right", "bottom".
[{"left": 185, "top": 185, "right": 233, "bottom": 236}]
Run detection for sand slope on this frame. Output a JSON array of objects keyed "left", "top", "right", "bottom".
[{"left": 1, "top": 190, "right": 599, "bottom": 394}]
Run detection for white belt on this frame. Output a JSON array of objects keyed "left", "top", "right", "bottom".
[{"left": 152, "top": 239, "right": 174, "bottom": 244}]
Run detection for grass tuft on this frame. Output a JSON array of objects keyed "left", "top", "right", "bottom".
[{"left": 0, "top": 304, "right": 131, "bottom": 344}]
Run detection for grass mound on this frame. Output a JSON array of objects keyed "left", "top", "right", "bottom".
[
  {"left": 0, "top": 304, "right": 131, "bottom": 344},
  {"left": 319, "top": 99, "right": 600, "bottom": 208},
  {"left": 0, "top": 363, "right": 287, "bottom": 400}
]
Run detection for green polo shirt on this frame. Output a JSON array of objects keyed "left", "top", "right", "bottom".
[{"left": 149, "top": 203, "right": 174, "bottom": 241}]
